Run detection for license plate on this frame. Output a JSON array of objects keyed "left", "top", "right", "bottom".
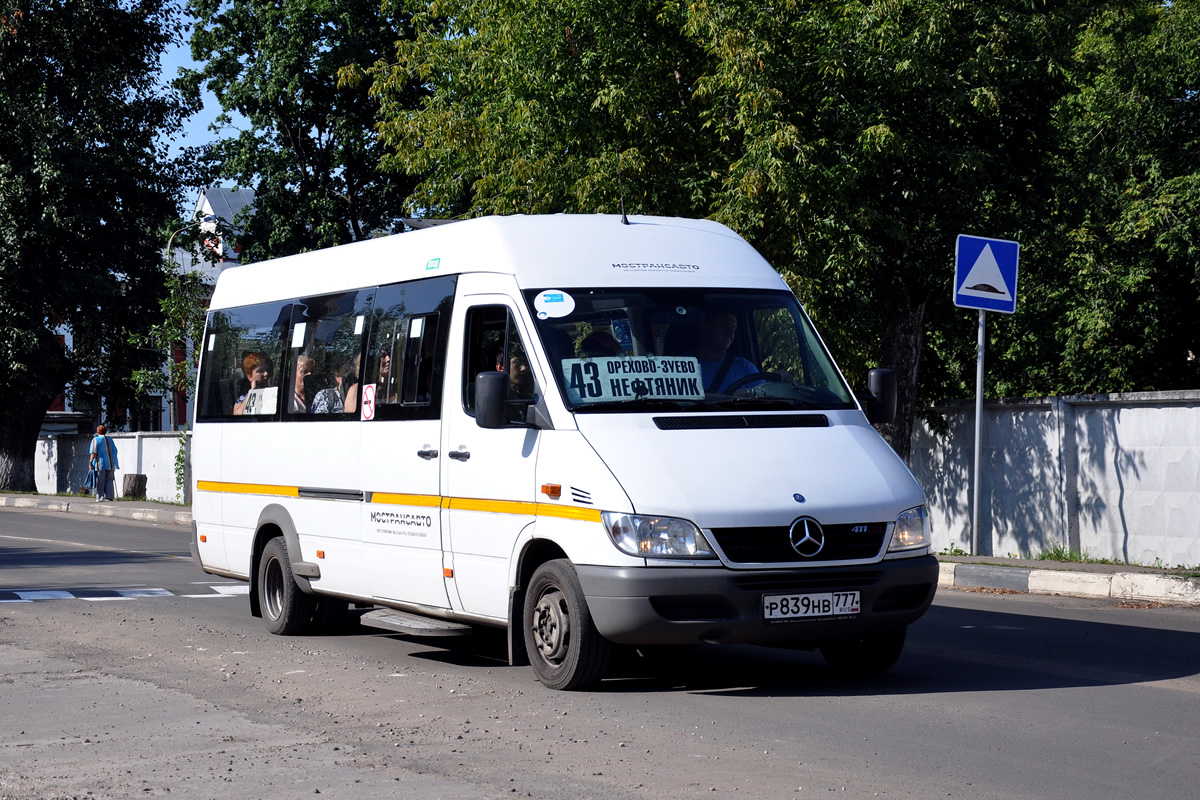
[{"left": 763, "top": 591, "right": 860, "bottom": 621}]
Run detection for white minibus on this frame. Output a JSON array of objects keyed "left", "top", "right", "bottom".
[{"left": 190, "top": 214, "right": 937, "bottom": 690}]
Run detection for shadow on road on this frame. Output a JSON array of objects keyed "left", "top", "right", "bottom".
[
  {"left": 344, "top": 599, "right": 1200, "bottom": 698},
  {"left": 0, "top": 545, "right": 179, "bottom": 572}
]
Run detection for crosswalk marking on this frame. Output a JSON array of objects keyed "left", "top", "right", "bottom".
[{"left": 0, "top": 586, "right": 245, "bottom": 603}]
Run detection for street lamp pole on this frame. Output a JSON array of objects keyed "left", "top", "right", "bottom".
[{"left": 161, "top": 214, "right": 217, "bottom": 431}]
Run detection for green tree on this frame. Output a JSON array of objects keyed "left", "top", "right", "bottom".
[
  {"left": 129, "top": 266, "right": 210, "bottom": 423},
  {"left": 1010, "top": 1, "right": 1200, "bottom": 396},
  {"left": 359, "top": 0, "right": 713, "bottom": 218},
  {"left": 0, "top": 0, "right": 187, "bottom": 491},
  {"left": 185, "top": 0, "right": 423, "bottom": 260}
]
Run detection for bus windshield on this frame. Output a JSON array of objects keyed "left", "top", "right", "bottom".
[{"left": 524, "top": 287, "right": 857, "bottom": 413}]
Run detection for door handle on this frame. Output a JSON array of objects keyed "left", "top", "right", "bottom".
[
  {"left": 448, "top": 448, "right": 471, "bottom": 461},
  {"left": 417, "top": 448, "right": 439, "bottom": 460}
]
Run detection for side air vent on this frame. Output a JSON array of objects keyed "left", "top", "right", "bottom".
[
  {"left": 570, "top": 487, "right": 593, "bottom": 505},
  {"left": 653, "top": 414, "right": 830, "bottom": 430}
]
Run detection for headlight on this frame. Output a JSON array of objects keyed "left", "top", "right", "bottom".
[
  {"left": 601, "top": 512, "right": 716, "bottom": 558},
  {"left": 889, "top": 505, "right": 931, "bottom": 551}
]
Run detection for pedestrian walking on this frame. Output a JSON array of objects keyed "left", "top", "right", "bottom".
[{"left": 89, "top": 425, "right": 120, "bottom": 502}]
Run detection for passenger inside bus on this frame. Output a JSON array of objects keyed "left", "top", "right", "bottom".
[
  {"left": 312, "top": 357, "right": 360, "bottom": 414},
  {"left": 291, "top": 355, "right": 316, "bottom": 413},
  {"left": 232, "top": 352, "right": 274, "bottom": 415}
]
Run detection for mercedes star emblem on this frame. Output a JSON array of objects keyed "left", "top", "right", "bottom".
[{"left": 788, "top": 517, "right": 825, "bottom": 558}]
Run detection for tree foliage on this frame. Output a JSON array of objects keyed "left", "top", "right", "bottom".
[
  {"left": 366, "top": 0, "right": 1200, "bottom": 459},
  {"left": 0, "top": 0, "right": 187, "bottom": 490},
  {"left": 184, "top": 0, "right": 424, "bottom": 260},
  {"left": 363, "top": 0, "right": 713, "bottom": 218}
]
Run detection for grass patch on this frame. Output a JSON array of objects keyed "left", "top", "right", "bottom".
[{"left": 1036, "top": 545, "right": 1123, "bottom": 566}]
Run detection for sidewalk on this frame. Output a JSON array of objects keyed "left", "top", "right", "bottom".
[
  {"left": 0, "top": 493, "right": 192, "bottom": 527},
  {"left": 938, "top": 554, "right": 1200, "bottom": 607},
  {"left": 4, "top": 493, "right": 1199, "bottom": 607}
]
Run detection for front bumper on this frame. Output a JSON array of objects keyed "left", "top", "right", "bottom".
[{"left": 576, "top": 554, "right": 938, "bottom": 646}]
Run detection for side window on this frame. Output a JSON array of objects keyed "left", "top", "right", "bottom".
[
  {"left": 285, "top": 291, "right": 372, "bottom": 419},
  {"left": 364, "top": 275, "right": 457, "bottom": 421},
  {"left": 463, "top": 305, "right": 534, "bottom": 422},
  {"left": 196, "top": 302, "right": 291, "bottom": 420}
]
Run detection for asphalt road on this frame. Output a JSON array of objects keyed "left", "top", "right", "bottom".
[{"left": 2, "top": 508, "right": 1199, "bottom": 800}]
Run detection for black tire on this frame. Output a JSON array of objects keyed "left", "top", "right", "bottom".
[
  {"left": 258, "top": 537, "right": 317, "bottom": 635},
  {"left": 820, "top": 627, "right": 907, "bottom": 676},
  {"left": 523, "top": 559, "right": 611, "bottom": 690}
]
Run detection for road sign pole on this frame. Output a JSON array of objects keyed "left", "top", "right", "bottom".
[
  {"left": 972, "top": 309, "right": 986, "bottom": 556},
  {"left": 954, "top": 233, "right": 1019, "bottom": 555}
]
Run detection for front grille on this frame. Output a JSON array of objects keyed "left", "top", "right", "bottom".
[
  {"left": 732, "top": 570, "right": 885, "bottom": 593},
  {"left": 709, "top": 522, "right": 887, "bottom": 564}
]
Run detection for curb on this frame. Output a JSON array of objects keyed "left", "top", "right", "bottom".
[
  {"left": 939, "top": 562, "right": 1200, "bottom": 606},
  {"left": 0, "top": 496, "right": 192, "bottom": 527}
]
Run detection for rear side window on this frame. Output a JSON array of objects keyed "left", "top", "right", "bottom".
[
  {"left": 284, "top": 291, "right": 373, "bottom": 420},
  {"left": 196, "top": 302, "right": 291, "bottom": 420}
]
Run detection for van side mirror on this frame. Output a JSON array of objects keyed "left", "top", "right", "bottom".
[
  {"left": 475, "top": 371, "right": 511, "bottom": 429},
  {"left": 476, "top": 371, "right": 544, "bottom": 429},
  {"left": 866, "top": 368, "right": 897, "bottom": 424}
]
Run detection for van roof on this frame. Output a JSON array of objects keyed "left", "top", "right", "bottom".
[{"left": 207, "top": 214, "right": 787, "bottom": 309}]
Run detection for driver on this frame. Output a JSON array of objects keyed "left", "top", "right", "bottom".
[{"left": 691, "top": 307, "right": 764, "bottom": 393}]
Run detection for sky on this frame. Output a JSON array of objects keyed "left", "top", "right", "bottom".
[{"left": 158, "top": 37, "right": 226, "bottom": 156}]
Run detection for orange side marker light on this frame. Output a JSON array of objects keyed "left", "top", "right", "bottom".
[
  {"left": 541, "top": 483, "right": 562, "bottom": 499},
  {"left": 316, "top": 550, "right": 325, "bottom": 559},
  {"left": 443, "top": 568, "right": 454, "bottom": 578}
]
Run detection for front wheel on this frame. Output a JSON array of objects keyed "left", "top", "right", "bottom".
[
  {"left": 523, "top": 560, "right": 611, "bottom": 690},
  {"left": 819, "top": 627, "right": 907, "bottom": 676},
  {"left": 258, "top": 536, "right": 317, "bottom": 635}
]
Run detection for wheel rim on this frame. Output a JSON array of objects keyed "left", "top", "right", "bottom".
[
  {"left": 530, "top": 588, "right": 570, "bottom": 664},
  {"left": 263, "top": 554, "right": 285, "bottom": 621}
]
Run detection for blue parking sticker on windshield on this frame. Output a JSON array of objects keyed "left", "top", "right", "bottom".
[{"left": 534, "top": 289, "right": 576, "bottom": 319}]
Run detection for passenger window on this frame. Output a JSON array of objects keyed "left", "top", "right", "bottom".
[
  {"left": 196, "top": 302, "right": 291, "bottom": 420},
  {"left": 463, "top": 305, "right": 534, "bottom": 422},
  {"left": 285, "top": 291, "right": 372, "bottom": 419},
  {"left": 363, "top": 275, "right": 456, "bottom": 421}
]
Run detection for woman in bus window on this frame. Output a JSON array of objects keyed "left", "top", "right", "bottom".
[{"left": 233, "top": 352, "right": 274, "bottom": 415}]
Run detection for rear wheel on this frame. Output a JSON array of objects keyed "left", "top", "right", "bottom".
[
  {"left": 523, "top": 560, "right": 610, "bottom": 690},
  {"left": 820, "top": 627, "right": 907, "bottom": 676},
  {"left": 258, "top": 537, "right": 317, "bottom": 635}
]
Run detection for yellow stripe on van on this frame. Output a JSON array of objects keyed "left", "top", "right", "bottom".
[
  {"left": 196, "top": 480, "right": 299, "bottom": 497},
  {"left": 198, "top": 480, "right": 602, "bottom": 522},
  {"left": 535, "top": 504, "right": 603, "bottom": 523},
  {"left": 448, "top": 497, "right": 538, "bottom": 516},
  {"left": 372, "top": 492, "right": 442, "bottom": 508}
]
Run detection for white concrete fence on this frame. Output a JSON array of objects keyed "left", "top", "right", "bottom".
[
  {"left": 911, "top": 390, "right": 1200, "bottom": 567},
  {"left": 36, "top": 432, "right": 191, "bottom": 505}
]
